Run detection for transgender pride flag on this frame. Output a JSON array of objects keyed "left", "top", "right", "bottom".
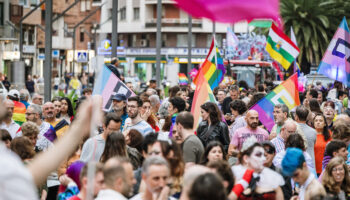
[
  {"left": 318, "top": 17, "right": 350, "bottom": 86},
  {"left": 250, "top": 73, "right": 300, "bottom": 131},
  {"left": 93, "top": 65, "right": 135, "bottom": 111}
]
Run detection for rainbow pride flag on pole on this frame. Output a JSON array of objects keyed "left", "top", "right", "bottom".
[
  {"left": 250, "top": 73, "right": 300, "bottom": 131},
  {"left": 178, "top": 73, "right": 189, "bottom": 85},
  {"left": 318, "top": 17, "right": 350, "bottom": 86},
  {"left": 13, "top": 101, "right": 26, "bottom": 125},
  {"left": 93, "top": 65, "right": 135, "bottom": 111},
  {"left": 191, "top": 74, "right": 217, "bottom": 128},
  {"left": 193, "top": 36, "right": 226, "bottom": 90},
  {"left": 266, "top": 23, "right": 300, "bottom": 70}
]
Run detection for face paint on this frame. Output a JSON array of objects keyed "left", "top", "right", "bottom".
[{"left": 248, "top": 146, "right": 266, "bottom": 171}]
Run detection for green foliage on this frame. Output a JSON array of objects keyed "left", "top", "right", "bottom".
[{"left": 280, "top": 0, "right": 350, "bottom": 71}]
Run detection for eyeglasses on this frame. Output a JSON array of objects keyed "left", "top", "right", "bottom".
[
  {"left": 25, "top": 113, "right": 36, "bottom": 116},
  {"left": 332, "top": 167, "right": 344, "bottom": 173},
  {"left": 264, "top": 147, "right": 275, "bottom": 154},
  {"left": 127, "top": 105, "right": 138, "bottom": 109}
]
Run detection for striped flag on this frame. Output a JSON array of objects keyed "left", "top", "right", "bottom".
[
  {"left": 318, "top": 17, "right": 350, "bottom": 86},
  {"left": 13, "top": 101, "right": 26, "bottom": 125},
  {"left": 191, "top": 74, "right": 217, "bottom": 128},
  {"left": 250, "top": 73, "right": 300, "bottom": 131},
  {"left": 93, "top": 65, "right": 136, "bottom": 111},
  {"left": 178, "top": 73, "right": 189, "bottom": 85},
  {"left": 193, "top": 37, "right": 226, "bottom": 90},
  {"left": 266, "top": 23, "right": 300, "bottom": 70}
]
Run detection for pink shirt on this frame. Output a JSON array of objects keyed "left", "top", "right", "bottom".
[{"left": 230, "top": 126, "right": 269, "bottom": 150}]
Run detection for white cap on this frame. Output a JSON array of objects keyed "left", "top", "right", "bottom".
[{"left": 8, "top": 89, "right": 19, "bottom": 98}]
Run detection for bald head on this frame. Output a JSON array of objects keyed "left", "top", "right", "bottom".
[
  {"left": 181, "top": 165, "right": 212, "bottom": 199},
  {"left": 336, "top": 114, "right": 350, "bottom": 124},
  {"left": 42, "top": 102, "right": 55, "bottom": 120},
  {"left": 280, "top": 119, "right": 297, "bottom": 140},
  {"left": 3, "top": 99, "right": 14, "bottom": 119},
  {"left": 246, "top": 110, "right": 259, "bottom": 129}
]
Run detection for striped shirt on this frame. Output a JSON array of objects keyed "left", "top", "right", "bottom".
[{"left": 271, "top": 136, "right": 285, "bottom": 153}]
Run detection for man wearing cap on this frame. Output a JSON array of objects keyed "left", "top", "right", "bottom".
[
  {"left": 111, "top": 93, "right": 128, "bottom": 131},
  {"left": 282, "top": 148, "right": 326, "bottom": 200}
]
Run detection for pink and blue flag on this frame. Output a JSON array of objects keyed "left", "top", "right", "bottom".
[
  {"left": 250, "top": 73, "right": 300, "bottom": 131},
  {"left": 93, "top": 65, "right": 135, "bottom": 111},
  {"left": 318, "top": 17, "right": 350, "bottom": 86}
]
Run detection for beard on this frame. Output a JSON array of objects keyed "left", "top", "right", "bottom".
[{"left": 249, "top": 122, "right": 258, "bottom": 129}]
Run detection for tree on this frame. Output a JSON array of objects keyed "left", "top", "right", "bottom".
[{"left": 280, "top": 0, "right": 350, "bottom": 73}]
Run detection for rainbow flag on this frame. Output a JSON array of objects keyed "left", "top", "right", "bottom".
[
  {"left": 318, "top": 17, "right": 350, "bottom": 86},
  {"left": 93, "top": 65, "right": 136, "bottom": 111},
  {"left": 178, "top": 73, "right": 189, "bottom": 85},
  {"left": 193, "top": 37, "right": 226, "bottom": 90},
  {"left": 266, "top": 23, "right": 300, "bottom": 70},
  {"left": 250, "top": 73, "right": 300, "bottom": 131},
  {"left": 191, "top": 74, "right": 217, "bottom": 128},
  {"left": 13, "top": 101, "right": 26, "bottom": 125}
]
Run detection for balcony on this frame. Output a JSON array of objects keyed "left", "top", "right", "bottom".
[
  {"left": 145, "top": 0, "right": 175, "bottom": 4},
  {"left": 145, "top": 18, "right": 202, "bottom": 28}
]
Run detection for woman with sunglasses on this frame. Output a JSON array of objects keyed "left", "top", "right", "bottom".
[
  {"left": 321, "top": 156, "right": 350, "bottom": 199},
  {"left": 231, "top": 137, "right": 285, "bottom": 200}
]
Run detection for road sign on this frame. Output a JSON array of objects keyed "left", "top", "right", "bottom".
[
  {"left": 52, "top": 50, "right": 60, "bottom": 58},
  {"left": 77, "top": 52, "right": 88, "bottom": 63},
  {"left": 38, "top": 53, "right": 45, "bottom": 60}
]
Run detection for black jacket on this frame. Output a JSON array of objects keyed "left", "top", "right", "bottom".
[{"left": 196, "top": 121, "right": 230, "bottom": 152}]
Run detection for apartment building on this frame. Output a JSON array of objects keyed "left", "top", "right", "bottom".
[{"left": 96, "top": 0, "right": 239, "bottom": 85}]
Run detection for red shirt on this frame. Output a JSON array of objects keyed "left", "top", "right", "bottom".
[{"left": 67, "top": 196, "right": 81, "bottom": 200}]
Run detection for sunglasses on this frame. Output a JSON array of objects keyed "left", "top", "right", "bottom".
[{"left": 264, "top": 147, "right": 275, "bottom": 154}]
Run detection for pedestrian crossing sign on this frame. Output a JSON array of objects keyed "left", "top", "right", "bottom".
[{"left": 77, "top": 52, "right": 88, "bottom": 63}]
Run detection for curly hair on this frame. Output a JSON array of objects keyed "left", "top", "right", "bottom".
[
  {"left": 10, "top": 137, "right": 35, "bottom": 160},
  {"left": 21, "top": 121, "right": 39, "bottom": 138},
  {"left": 332, "top": 121, "right": 350, "bottom": 141},
  {"left": 229, "top": 99, "right": 247, "bottom": 115},
  {"left": 285, "top": 134, "right": 306, "bottom": 151},
  {"left": 200, "top": 102, "right": 222, "bottom": 125},
  {"left": 322, "top": 157, "right": 350, "bottom": 194},
  {"left": 60, "top": 97, "right": 74, "bottom": 117}
]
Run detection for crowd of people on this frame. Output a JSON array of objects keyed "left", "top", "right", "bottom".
[{"left": 1, "top": 73, "right": 350, "bottom": 200}]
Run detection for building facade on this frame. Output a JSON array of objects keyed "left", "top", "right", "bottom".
[{"left": 97, "top": 0, "right": 249, "bottom": 86}]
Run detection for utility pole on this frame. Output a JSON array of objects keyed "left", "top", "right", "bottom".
[
  {"left": 187, "top": 15, "right": 192, "bottom": 82},
  {"left": 155, "top": 0, "right": 162, "bottom": 88},
  {"left": 212, "top": 21, "right": 216, "bottom": 36},
  {"left": 111, "top": 0, "right": 118, "bottom": 58},
  {"left": 44, "top": 0, "right": 52, "bottom": 102}
]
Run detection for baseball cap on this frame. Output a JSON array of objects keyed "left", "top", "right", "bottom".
[
  {"left": 281, "top": 148, "right": 305, "bottom": 176},
  {"left": 112, "top": 93, "right": 127, "bottom": 101},
  {"left": 8, "top": 89, "right": 20, "bottom": 98}
]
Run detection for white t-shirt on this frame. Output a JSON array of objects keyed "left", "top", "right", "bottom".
[
  {"left": 232, "top": 165, "right": 285, "bottom": 190},
  {"left": 0, "top": 142, "right": 38, "bottom": 199}
]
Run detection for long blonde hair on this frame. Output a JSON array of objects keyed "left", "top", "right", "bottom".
[{"left": 322, "top": 157, "right": 350, "bottom": 194}]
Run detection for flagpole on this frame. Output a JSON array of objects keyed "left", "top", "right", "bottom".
[{"left": 213, "top": 35, "right": 218, "bottom": 87}]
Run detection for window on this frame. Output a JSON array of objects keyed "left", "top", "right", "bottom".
[
  {"left": 207, "top": 34, "right": 222, "bottom": 48},
  {"left": 176, "top": 34, "right": 196, "bottom": 47},
  {"left": 80, "top": 27, "right": 85, "bottom": 42},
  {"left": 120, "top": 7, "right": 126, "bottom": 20},
  {"left": 30, "top": 0, "right": 39, "bottom": 6},
  {"left": 0, "top": 3, "right": 3, "bottom": 26},
  {"left": 133, "top": 7, "right": 139, "bottom": 20},
  {"left": 28, "top": 29, "right": 35, "bottom": 45},
  {"left": 80, "top": 0, "right": 86, "bottom": 12},
  {"left": 11, "top": 5, "right": 23, "bottom": 17},
  {"left": 19, "top": 0, "right": 29, "bottom": 7}
]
